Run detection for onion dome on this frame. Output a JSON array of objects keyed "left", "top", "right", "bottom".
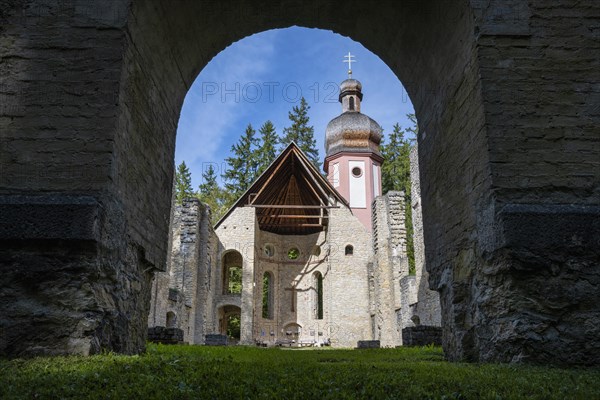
[{"left": 325, "top": 78, "right": 383, "bottom": 157}]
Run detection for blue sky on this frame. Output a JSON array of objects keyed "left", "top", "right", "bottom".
[{"left": 175, "top": 27, "right": 415, "bottom": 189}]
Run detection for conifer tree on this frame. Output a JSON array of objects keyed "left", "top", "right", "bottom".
[
  {"left": 197, "top": 164, "right": 226, "bottom": 221},
  {"left": 222, "top": 124, "right": 259, "bottom": 201},
  {"left": 380, "top": 114, "right": 417, "bottom": 273},
  {"left": 381, "top": 123, "right": 412, "bottom": 195},
  {"left": 280, "top": 97, "right": 321, "bottom": 169},
  {"left": 256, "top": 120, "right": 279, "bottom": 175},
  {"left": 174, "top": 161, "right": 194, "bottom": 204}
]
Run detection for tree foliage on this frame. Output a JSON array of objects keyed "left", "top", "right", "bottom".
[
  {"left": 226, "top": 314, "right": 241, "bottom": 339},
  {"left": 256, "top": 120, "right": 279, "bottom": 175},
  {"left": 222, "top": 124, "right": 259, "bottom": 201},
  {"left": 174, "top": 161, "right": 194, "bottom": 204},
  {"left": 380, "top": 114, "right": 417, "bottom": 274},
  {"left": 227, "top": 266, "right": 242, "bottom": 294},
  {"left": 280, "top": 97, "right": 321, "bottom": 170},
  {"left": 197, "top": 164, "right": 227, "bottom": 222}
]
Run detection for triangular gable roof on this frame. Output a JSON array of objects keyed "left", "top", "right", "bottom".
[{"left": 215, "top": 142, "right": 348, "bottom": 235}]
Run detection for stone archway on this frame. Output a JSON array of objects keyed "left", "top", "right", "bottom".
[{"left": 0, "top": 1, "right": 598, "bottom": 364}]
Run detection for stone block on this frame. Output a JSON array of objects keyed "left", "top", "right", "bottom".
[
  {"left": 204, "top": 334, "right": 228, "bottom": 346},
  {"left": 147, "top": 327, "right": 184, "bottom": 344},
  {"left": 402, "top": 326, "right": 442, "bottom": 347},
  {"left": 356, "top": 340, "right": 380, "bottom": 349}
]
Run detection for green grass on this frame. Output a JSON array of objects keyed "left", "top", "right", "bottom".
[{"left": 1, "top": 344, "right": 599, "bottom": 399}]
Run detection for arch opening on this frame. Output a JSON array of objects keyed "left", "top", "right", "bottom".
[
  {"left": 218, "top": 305, "right": 242, "bottom": 343},
  {"left": 262, "top": 271, "right": 274, "bottom": 320},
  {"left": 222, "top": 251, "right": 243, "bottom": 295}
]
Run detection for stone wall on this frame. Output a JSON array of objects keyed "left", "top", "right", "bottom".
[
  {"left": 255, "top": 230, "right": 328, "bottom": 346},
  {"left": 147, "top": 327, "right": 184, "bottom": 345},
  {"left": 371, "top": 193, "right": 407, "bottom": 346},
  {"left": 410, "top": 145, "right": 442, "bottom": 327},
  {"left": 217, "top": 205, "right": 373, "bottom": 348},
  {"left": 372, "top": 188, "right": 442, "bottom": 346},
  {"left": 0, "top": 0, "right": 156, "bottom": 357},
  {"left": 148, "top": 198, "right": 218, "bottom": 344},
  {"left": 323, "top": 207, "right": 373, "bottom": 347},
  {"left": 215, "top": 207, "right": 257, "bottom": 344},
  {"left": 402, "top": 326, "right": 442, "bottom": 347},
  {"left": 193, "top": 203, "right": 220, "bottom": 344}
]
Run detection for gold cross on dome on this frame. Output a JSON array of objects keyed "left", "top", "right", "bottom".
[{"left": 343, "top": 52, "right": 356, "bottom": 78}]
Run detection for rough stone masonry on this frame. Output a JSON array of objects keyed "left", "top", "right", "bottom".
[{"left": 0, "top": 0, "right": 598, "bottom": 365}]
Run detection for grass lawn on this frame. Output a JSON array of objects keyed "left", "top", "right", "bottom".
[{"left": 1, "top": 344, "right": 599, "bottom": 399}]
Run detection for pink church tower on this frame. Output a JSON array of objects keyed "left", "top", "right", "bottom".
[{"left": 324, "top": 66, "right": 383, "bottom": 232}]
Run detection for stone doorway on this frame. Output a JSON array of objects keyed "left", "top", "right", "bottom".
[{"left": 218, "top": 305, "right": 242, "bottom": 344}]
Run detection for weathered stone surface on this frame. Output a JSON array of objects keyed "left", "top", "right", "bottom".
[
  {"left": 409, "top": 145, "right": 442, "bottom": 328},
  {"left": 402, "top": 326, "right": 442, "bottom": 347},
  {"left": 205, "top": 334, "right": 228, "bottom": 346},
  {"left": 147, "top": 327, "right": 184, "bottom": 344},
  {"left": 356, "top": 340, "right": 380, "bottom": 349},
  {"left": 371, "top": 192, "right": 407, "bottom": 346},
  {"left": 148, "top": 199, "right": 218, "bottom": 345},
  {"left": 0, "top": 0, "right": 597, "bottom": 365}
]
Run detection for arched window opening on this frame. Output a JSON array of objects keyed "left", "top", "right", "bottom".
[
  {"left": 264, "top": 243, "right": 274, "bottom": 257},
  {"left": 345, "top": 245, "right": 354, "bottom": 256},
  {"left": 313, "top": 272, "right": 323, "bottom": 320},
  {"left": 349, "top": 96, "right": 355, "bottom": 110},
  {"left": 284, "top": 323, "right": 301, "bottom": 340},
  {"left": 262, "top": 272, "right": 274, "bottom": 319},
  {"left": 166, "top": 311, "right": 177, "bottom": 328},
  {"left": 222, "top": 251, "right": 243, "bottom": 295}
]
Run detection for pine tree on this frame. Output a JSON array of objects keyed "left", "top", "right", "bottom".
[
  {"left": 256, "top": 120, "right": 279, "bottom": 175},
  {"left": 381, "top": 121, "right": 415, "bottom": 195},
  {"left": 197, "top": 164, "right": 227, "bottom": 221},
  {"left": 222, "top": 124, "right": 259, "bottom": 201},
  {"left": 380, "top": 115, "right": 417, "bottom": 273},
  {"left": 174, "top": 161, "right": 194, "bottom": 204},
  {"left": 280, "top": 97, "right": 321, "bottom": 169}
]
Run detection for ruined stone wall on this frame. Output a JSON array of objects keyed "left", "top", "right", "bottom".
[
  {"left": 0, "top": 0, "right": 155, "bottom": 357},
  {"left": 147, "top": 199, "right": 219, "bottom": 344},
  {"left": 410, "top": 145, "right": 442, "bottom": 327},
  {"left": 215, "top": 207, "right": 256, "bottom": 344},
  {"left": 255, "top": 230, "right": 328, "bottom": 346},
  {"left": 216, "top": 206, "right": 373, "bottom": 348},
  {"left": 413, "top": 1, "right": 600, "bottom": 365},
  {"left": 193, "top": 204, "right": 219, "bottom": 344},
  {"left": 326, "top": 207, "right": 373, "bottom": 347},
  {"left": 371, "top": 193, "right": 408, "bottom": 346},
  {"left": 371, "top": 188, "right": 440, "bottom": 346}
]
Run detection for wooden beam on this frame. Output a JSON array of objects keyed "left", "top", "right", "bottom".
[
  {"left": 293, "top": 150, "right": 332, "bottom": 202},
  {"left": 259, "top": 215, "right": 329, "bottom": 219},
  {"left": 248, "top": 205, "right": 339, "bottom": 209},
  {"left": 258, "top": 215, "right": 329, "bottom": 219},
  {"left": 248, "top": 151, "right": 290, "bottom": 204},
  {"left": 259, "top": 223, "right": 324, "bottom": 228}
]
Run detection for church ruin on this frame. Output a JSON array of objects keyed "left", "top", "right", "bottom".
[
  {"left": 1, "top": 0, "right": 597, "bottom": 365},
  {"left": 148, "top": 78, "right": 441, "bottom": 347}
]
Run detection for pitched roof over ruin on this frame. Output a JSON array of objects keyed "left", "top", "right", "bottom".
[{"left": 215, "top": 143, "right": 348, "bottom": 235}]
